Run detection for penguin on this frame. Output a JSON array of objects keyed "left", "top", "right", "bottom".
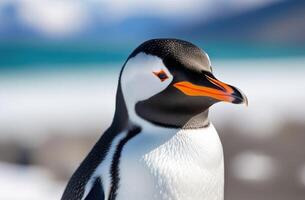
[{"left": 61, "top": 39, "right": 247, "bottom": 200}]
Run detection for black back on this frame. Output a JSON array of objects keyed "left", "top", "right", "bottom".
[
  {"left": 61, "top": 63, "right": 129, "bottom": 199},
  {"left": 84, "top": 178, "right": 104, "bottom": 200}
]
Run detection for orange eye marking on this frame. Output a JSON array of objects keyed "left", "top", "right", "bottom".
[{"left": 153, "top": 69, "right": 169, "bottom": 82}]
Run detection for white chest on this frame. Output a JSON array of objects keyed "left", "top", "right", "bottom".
[{"left": 116, "top": 124, "right": 224, "bottom": 200}]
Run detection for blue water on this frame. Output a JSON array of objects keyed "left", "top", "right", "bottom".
[{"left": 0, "top": 41, "right": 304, "bottom": 72}]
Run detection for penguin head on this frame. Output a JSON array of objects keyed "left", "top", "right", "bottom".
[{"left": 119, "top": 39, "right": 247, "bottom": 128}]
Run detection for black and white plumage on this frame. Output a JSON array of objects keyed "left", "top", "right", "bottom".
[{"left": 61, "top": 39, "right": 247, "bottom": 200}]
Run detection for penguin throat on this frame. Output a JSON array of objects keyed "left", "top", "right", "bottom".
[
  {"left": 182, "top": 110, "right": 210, "bottom": 129},
  {"left": 134, "top": 103, "right": 210, "bottom": 129}
]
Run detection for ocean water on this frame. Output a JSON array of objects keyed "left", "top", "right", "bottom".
[{"left": 1, "top": 41, "right": 305, "bottom": 70}]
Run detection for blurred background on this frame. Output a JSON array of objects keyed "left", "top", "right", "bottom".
[{"left": 0, "top": 0, "right": 305, "bottom": 199}]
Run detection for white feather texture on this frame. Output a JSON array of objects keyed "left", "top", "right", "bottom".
[{"left": 116, "top": 122, "right": 224, "bottom": 200}]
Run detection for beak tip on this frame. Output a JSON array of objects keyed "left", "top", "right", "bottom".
[
  {"left": 242, "top": 94, "right": 248, "bottom": 107},
  {"left": 231, "top": 88, "right": 248, "bottom": 107}
]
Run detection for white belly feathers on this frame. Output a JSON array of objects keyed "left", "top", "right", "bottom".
[{"left": 117, "top": 123, "right": 224, "bottom": 200}]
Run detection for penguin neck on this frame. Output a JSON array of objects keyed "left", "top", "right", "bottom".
[
  {"left": 131, "top": 108, "right": 211, "bottom": 130},
  {"left": 182, "top": 110, "right": 210, "bottom": 129},
  {"left": 135, "top": 100, "right": 211, "bottom": 129}
]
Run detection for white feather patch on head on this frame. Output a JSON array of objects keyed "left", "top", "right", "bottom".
[{"left": 121, "top": 53, "right": 173, "bottom": 123}]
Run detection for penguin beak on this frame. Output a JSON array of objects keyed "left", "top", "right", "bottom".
[{"left": 173, "top": 75, "right": 248, "bottom": 105}]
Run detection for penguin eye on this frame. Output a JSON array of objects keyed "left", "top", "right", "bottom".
[{"left": 153, "top": 70, "right": 169, "bottom": 82}]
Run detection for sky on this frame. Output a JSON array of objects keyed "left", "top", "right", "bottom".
[{"left": 0, "top": 0, "right": 282, "bottom": 37}]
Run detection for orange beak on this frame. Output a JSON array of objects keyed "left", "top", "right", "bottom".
[{"left": 173, "top": 75, "right": 248, "bottom": 105}]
